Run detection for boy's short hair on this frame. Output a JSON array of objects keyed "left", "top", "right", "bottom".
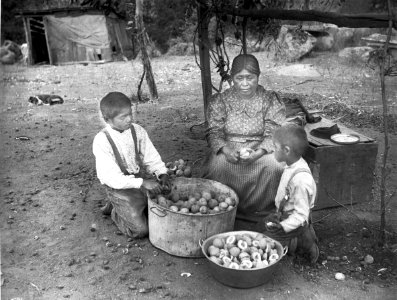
[
  {"left": 274, "top": 124, "right": 309, "bottom": 157},
  {"left": 100, "top": 92, "right": 131, "bottom": 121}
]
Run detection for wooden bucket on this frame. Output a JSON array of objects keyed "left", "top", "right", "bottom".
[{"left": 148, "top": 177, "right": 239, "bottom": 257}]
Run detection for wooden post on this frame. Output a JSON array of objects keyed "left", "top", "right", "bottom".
[
  {"left": 197, "top": 3, "right": 212, "bottom": 120},
  {"left": 22, "top": 17, "right": 33, "bottom": 65},
  {"left": 43, "top": 17, "right": 53, "bottom": 65}
]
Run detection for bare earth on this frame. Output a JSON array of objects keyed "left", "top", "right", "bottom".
[{"left": 1, "top": 51, "right": 397, "bottom": 300}]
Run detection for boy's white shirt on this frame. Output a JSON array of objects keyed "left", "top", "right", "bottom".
[
  {"left": 92, "top": 124, "right": 167, "bottom": 190},
  {"left": 274, "top": 157, "right": 317, "bottom": 233}
]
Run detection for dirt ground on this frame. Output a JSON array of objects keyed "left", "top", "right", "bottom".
[{"left": 1, "top": 51, "right": 397, "bottom": 300}]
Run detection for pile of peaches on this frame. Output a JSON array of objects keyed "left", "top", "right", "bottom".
[
  {"left": 165, "top": 159, "right": 192, "bottom": 178},
  {"left": 150, "top": 190, "right": 236, "bottom": 215}
]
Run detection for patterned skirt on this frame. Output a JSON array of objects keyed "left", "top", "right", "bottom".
[{"left": 202, "top": 141, "right": 283, "bottom": 223}]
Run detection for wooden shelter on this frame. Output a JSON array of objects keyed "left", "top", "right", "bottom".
[{"left": 17, "top": 7, "right": 133, "bottom": 65}]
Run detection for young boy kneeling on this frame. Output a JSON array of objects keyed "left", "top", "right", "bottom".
[
  {"left": 262, "top": 124, "right": 319, "bottom": 263},
  {"left": 93, "top": 92, "right": 170, "bottom": 238}
]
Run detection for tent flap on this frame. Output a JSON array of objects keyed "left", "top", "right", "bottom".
[{"left": 45, "top": 14, "right": 111, "bottom": 49}]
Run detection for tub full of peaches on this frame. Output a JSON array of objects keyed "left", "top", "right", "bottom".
[
  {"left": 150, "top": 189, "right": 237, "bottom": 215},
  {"left": 205, "top": 232, "right": 285, "bottom": 270}
]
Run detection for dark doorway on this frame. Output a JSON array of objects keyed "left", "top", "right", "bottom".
[{"left": 29, "top": 17, "right": 50, "bottom": 64}]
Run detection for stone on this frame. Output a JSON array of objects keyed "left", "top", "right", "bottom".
[
  {"left": 276, "top": 25, "right": 317, "bottom": 62},
  {"left": 335, "top": 272, "right": 346, "bottom": 280},
  {"left": 275, "top": 64, "right": 321, "bottom": 77},
  {"left": 338, "top": 46, "right": 373, "bottom": 62}
]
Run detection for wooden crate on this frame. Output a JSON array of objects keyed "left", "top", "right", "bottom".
[{"left": 303, "top": 118, "right": 378, "bottom": 210}]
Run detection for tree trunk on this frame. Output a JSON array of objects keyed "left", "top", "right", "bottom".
[
  {"left": 379, "top": 0, "right": 393, "bottom": 245},
  {"left": 136, "top": 0, "right": 158, "bottom": 101}
]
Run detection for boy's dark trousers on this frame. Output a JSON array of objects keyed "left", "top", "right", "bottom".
[{"left": 104, "top": 186, "right": 149, "bottom": 239}]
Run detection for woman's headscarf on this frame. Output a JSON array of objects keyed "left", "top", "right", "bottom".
[{"left": 230, "top": 54, "right": 260, "bottom": 77}]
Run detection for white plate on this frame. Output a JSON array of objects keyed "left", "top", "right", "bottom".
[{"left": 330, "top": 133, "right": 360, "bottom": 145}]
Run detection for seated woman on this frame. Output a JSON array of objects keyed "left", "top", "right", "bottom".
[{"left": 202, "top": 54, "right": 287, "bottom": 228}]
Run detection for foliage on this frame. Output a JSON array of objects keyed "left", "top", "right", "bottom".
[{"left": 141, "top": 0, "right": 196, "bottom": 53}]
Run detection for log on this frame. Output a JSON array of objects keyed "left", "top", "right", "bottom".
[{"left": 196, "top": 0, "right": 396, "bottom": 29}]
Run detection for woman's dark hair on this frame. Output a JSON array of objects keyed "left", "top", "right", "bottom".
[
  {"left": 100, "top": 92, "right": 131, "bottom": 121},
  {"left": 273, "top": 124, "right": 308, "bottom": 157},
  {"left": 230, "top": 54, "right": 260, "bottom": 77}
]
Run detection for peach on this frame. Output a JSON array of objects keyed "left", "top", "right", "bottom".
[
  {"left": 197, "top": 198, "right": 208, "bottom": 207},
  {"left": 229, "top": 246, "right": 240, "bottom": 257},
  {"left": 208, "top": 199, "right": 218, "bottom": 209},
  {"left": 190, "top": 204, "right": 200, "bottom": 213},
  {"left": 212, "top": 238, "right": 224, "bottom": 248},
  {"left": 199, "top": 206, "right": 208, "bottom": 214},
  {"left": 201, "top": 191, "right": 212, "bottom": 201}
]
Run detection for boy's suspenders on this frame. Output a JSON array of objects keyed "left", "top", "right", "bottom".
[
  {"left": 278, "top": 168, "right": 312, "bottom": 214},
  {"left": 103, "top": 126, "right": 140, "bottom": 176}
]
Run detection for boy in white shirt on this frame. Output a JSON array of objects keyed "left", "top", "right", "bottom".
[
  {"left": 263, "top": 123, "right": 319, "bottom": 263},
  {"left": 93, "top": 92, "right": 170, "bottom": 238}
]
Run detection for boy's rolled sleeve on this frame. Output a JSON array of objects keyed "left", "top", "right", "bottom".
[{"left": 138, "top": 127, "right": 168, "bottom": 177}]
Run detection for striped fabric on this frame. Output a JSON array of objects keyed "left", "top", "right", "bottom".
[{"left": 203, "top": 140, "right": 283, "bottom": 222}]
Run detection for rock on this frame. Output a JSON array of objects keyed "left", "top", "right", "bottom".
[
  {"left": 275, "top": 64, "right": 321, "bottom": 77},
  {"left": 338, "top": 46, "right": 373, "bottom": 62},
  {"left": 361, "top": 227, "right": 371, "bottom": 238},
  {"left": 314, "top": 34, "right": 335, "bottom": 51},
  {"left": 335, "top": 272, "right": 346, "bottom": 280},
  {"left": 0, "top": 48, "right": 16, "bottom": 65},
  {"left": 67, "top": 258, "right": 76, "bottom": 266},
  {"left": 364, "top": 254, "right": 374, "bottom": 264},
  {"left": 90, "top": 224, "right": 97, "bottom": 232},
  {"left": 276, "top": 25, "right": 317, "bottom": 62}
]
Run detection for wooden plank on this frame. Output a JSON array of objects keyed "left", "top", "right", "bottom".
[
  {"left": 23, "top": 17, "right": 33, "bottom": 65},
  {"left": 30, "top": 25, "right": 45, "bottom": 34},
  {"left": 42, "top": 17, "right": 53, "bottom": 65},
  {"left": 30, "top": 18, "right": 44, "bottom": 26},
  {"left": 305, "top": 117, "right": 374, "bottom": 147}
]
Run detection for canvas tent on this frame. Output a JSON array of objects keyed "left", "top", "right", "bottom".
[{"left": 17, "top": 8, "right": 133, "bottom": 65}]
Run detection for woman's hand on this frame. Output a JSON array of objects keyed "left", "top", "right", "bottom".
[
  {"left": 221, "top": 145, "right": 240, "bottom": 164},
  {"left": 239, "top": 148, "right": 267, "bottom": 164}
]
